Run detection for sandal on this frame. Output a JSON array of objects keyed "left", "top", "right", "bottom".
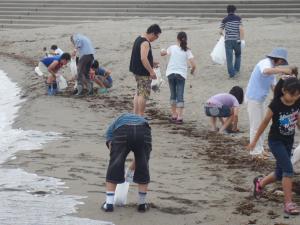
[
  {"left": 284, "top": 202, "right": 300, "bottom": 215},
  {"left": 169, "top": 116, "right": 177, "bottom": 123},
  {"left": 253, "top": 175, "right": 264, "bottom": 199},
  {"left": 175, "top": 119, "right": 183, "bottom": 124}
]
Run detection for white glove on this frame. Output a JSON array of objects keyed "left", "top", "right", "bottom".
[{"left": 241, "top": 40, "right": 246, "bottom": 49}]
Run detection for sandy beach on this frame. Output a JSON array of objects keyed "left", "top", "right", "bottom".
[{"left": 1, "top": 16, "right": 300, "bottom": 225}]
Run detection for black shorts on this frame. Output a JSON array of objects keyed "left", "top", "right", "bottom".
[{"left": 106, "top": 124, "right": 152, "bottom": 184}]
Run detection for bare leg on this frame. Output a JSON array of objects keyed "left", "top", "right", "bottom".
[
  {"left": 260, "top": 172, "right": 277, "bottom": 188},
  {"left": 176, "top": 107, "right": 184, "bottom": 120},
  {"left": 94, "top": 77, "right": 106, "bottom": 88},
  {"left": 282, "top": 177, "right": 293, "bottom": 204},
  {"left": 219, "top": 115, "right": 234, "bottom": 132},
  {"left": 138, "top": 184, "right": 148, "bottom": 193},
  {"left": 218, "top": 117, "right": 225, "bottom": 125},
  {"left": 137, "top": 95, "right": 146, "bottom": 116},
  {"left": 133, "top": 93, "right": 139, "bottom": 114},
  {"left": 210, "top": 117, "right": 217, "bottom": 131},
  {"left": 106, "top": 182, "right": 117, "bottom": 192},
  {"left": 171, "top": 104, "right": 177, "bottom": 118}
]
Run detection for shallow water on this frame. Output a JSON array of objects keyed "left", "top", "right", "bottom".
[{"left": 0, "top": 70, "right": 113, "bottom": 225}]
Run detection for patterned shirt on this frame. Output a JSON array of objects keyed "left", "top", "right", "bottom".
[
  {"left": 220, "top": 13, "right": 242, "bottom": 41},
  {"left": 106, "top": 113, "right": 148, "bottom": 141}
]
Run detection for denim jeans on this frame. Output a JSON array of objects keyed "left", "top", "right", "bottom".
[
  {"left": 225, "top": 40, "right": 241, "bottom": 77},
  {"left": 268, "top": 138, "right": 294, "bottom": 180},
  {"left": 168, "top": 73, "right": 185, "bottom": 108}
]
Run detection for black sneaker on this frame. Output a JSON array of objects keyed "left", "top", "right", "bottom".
[
  {"left": 137, "top": 203, "right": 149, "bottom": 213},
  {"left": 101, "top": 202, "right": 114, "bottom": 212}
]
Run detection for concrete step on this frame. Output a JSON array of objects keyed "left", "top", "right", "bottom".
[
  {"left": 0, "top": 8, "right": 300, "bottom": 15},
  {"left": 0, "top": 0, "right": 299, "bottom": 4},
  {"left": 1, "top": 0, "right": 299, "bottom": 29},
  {"left": 0, "top": 3, "right": 299, "bottom": 8},
  {"left": 0, "top": 4, "right": 300, "bottom": 13},
  {"left": 0, "top": 12, "right": 299, "bottom": 21}
]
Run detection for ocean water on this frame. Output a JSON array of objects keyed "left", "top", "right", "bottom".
[{"left": 0, "top": 70, "right": 113, "bottom": 225}]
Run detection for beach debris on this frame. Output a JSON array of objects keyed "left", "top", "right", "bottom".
[{"left": 235, "top": 201, "right": 258, "bottom": 216}]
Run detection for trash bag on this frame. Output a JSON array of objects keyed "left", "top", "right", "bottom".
[
  {"left": 34, "top": 66, "right": 44, "bottom": 76},
  {"left": 210, "top": 36, "right": 226, "bottom": 65},
  {"left": 56, "top": 74, "right": 68, "bottom": 90},
  {"left": 114, "top": 182, "right": 130, "bottom": 206},
  {"left": 151, "top": 67, "right": 164, "bottom": 92},
  {"left": 292, "top": 144, "right": 300, "bottom": 173},
  {"left": 70, "top": 57, "right": 77, "bottom": 79}
]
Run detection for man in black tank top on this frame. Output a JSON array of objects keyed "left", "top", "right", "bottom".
[{"left": 129, "top": 24, "right": 161, "bottom": 116}]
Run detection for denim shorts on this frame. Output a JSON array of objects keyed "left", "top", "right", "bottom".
[
  {"left": 106, "top": 124, "right": 152, "bottom": 184},
  {"left": 268, "top": 138, "right": 294, "bottom": 180},
  {"left": 204, "top": 105, "right": 231, "bottom": 117}
]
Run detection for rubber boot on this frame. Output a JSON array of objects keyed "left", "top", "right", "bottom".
[
  {"left": 74, "top": 84, "right": 83, "bottom": 97},
  {"left": 87, "top": 82, "right": 94, "bottom": 96}
]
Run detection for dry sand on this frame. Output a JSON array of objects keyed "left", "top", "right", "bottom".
[{"left": 1, "top": 17, "right": 300, "bottom": 225}]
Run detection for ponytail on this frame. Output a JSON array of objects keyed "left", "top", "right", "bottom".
[{"left": 177, "top": 32, "right": 188, "bottom": 51}]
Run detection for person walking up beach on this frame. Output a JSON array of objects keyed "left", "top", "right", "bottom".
[
  {"left": 102, "top": 113, "right": 152, "bottom": 213},
  {"left": 161, "top": 31, "right": 196, "bottom": 124},
  {"left": 219, "top": 5, "right": 245, "bottom": 78},
  {"left": 71, "top": 33, "right": 95, "bottom": 96},
  {"left": 247, "top": 77, "right": 300, "bottom": 215},
  {"left": 129, "top": 24, "right": 161, "bottom": 116},
  {"left": 245, "top": 48, "right": 297, "bottom": 159}
]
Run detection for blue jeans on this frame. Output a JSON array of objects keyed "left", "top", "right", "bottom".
[
  {"left": 168, "top": 73, "right": 185, "bottom": 108},
  {"left": 268, "top": 139, "right": 294, "bottom": 180},
  {"left": 225, "top": 40, "right": 241, "bottom": 77}
]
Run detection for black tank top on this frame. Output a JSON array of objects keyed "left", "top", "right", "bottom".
[{"left": 129, "top": 36, "right": 153, "bottom": 76}]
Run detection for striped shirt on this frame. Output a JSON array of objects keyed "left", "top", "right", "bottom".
[
  {"left": 220, "top": 13, "right": 242, "bottom": 41},
  {"left": 105, "top": 113, "right": 148, "bottom": 141}
]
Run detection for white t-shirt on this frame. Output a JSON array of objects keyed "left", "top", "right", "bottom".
[
  {"left": 166, "top": 45, "right": 194, "bottom": 79},
  {"left": 55, "top": 48, "right": 64, "bottom": 55}
]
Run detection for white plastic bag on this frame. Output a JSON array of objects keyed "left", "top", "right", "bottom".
[
  {"left": 34, "top": 66, "right": 43, "bottom": 76},
  {"left": 114, "top": 182, "right": 130, "bottom": 206},
  {"left": 70, "top": 57, "right": 77, "bottom": 79},
  {"left": 151, "top": 67, "right": 164, "bottom": 92},
  {"left": 292, "top": 144, "right": 300, "bottom": 173},
  {"left": 56, "top": 74, "right": 68, "bottom": 90},
  {"left": 210, "top": 36, "right": 226, "bottom": 65}
]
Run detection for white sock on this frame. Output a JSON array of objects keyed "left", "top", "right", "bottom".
[
  {"left": 106, "top": 191, "right": 115, "bottom": 205},
  {"left": 138, "top": 192, "right": 147, "bottom": 205}
]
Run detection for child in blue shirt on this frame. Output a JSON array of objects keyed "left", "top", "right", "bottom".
[{"left": 90, "top": 60, "right": 113, "bottom": 94}]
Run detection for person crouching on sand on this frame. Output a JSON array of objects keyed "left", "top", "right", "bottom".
[
  {"left": 247, "top": 77, "right": 300, "bottom": 215},
  {"left": 204, "top": 86, "right": 244, "bottom": 133},
  {"left": 38, "top": 53, "right": 71, "bottom": 95},
  {"left": 102, "top": 113, "right": 152, "bottom": 213}
]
